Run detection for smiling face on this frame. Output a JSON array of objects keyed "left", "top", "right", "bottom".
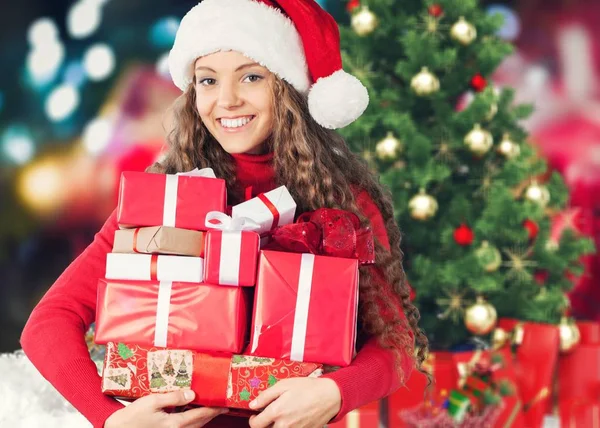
[{"left": 193, "top": 51, "right": 275, "bottom": 155}]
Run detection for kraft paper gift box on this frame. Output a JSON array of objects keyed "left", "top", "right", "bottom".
[{"left": 112, "top": 226, "right": 206, "bottom": 258}]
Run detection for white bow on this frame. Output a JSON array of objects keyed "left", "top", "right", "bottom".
[
  {"left": 176, "top": 167, "right": 217, "bottom": 178},
  {"left": 205, "top": 211, "right": 261, "bottom": 232}
]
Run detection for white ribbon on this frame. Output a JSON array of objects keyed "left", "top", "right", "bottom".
[
  {"left": 176, "top": 167, "right": 217, "bottom": 178},
  {"left": 154, "top": 281, "right": 172, "bottom": 347},
  {"left": 163, "top": 168, "right": 217, "bottom": 227},
  {"left": 290, "top": 254, "right": 315, "bottom": 361},
  {"left": 205, "top": 211, "right": 261, "bottom": 232},
  {"left": 205, "top": 212, "right": 260, "bottom": 286}
]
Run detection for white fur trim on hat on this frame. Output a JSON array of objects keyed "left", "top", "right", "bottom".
[
  {"left": 308, "top": 70, "right": 370, "bottom": 129},
  {"left": 168, "top": 0, "right": 311, "bottom": 92}
]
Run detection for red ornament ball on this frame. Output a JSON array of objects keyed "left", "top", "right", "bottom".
[
  {"left": 428, "top": 4, "right": 443, "bottom": 17},
  {"left": 346, "top": 0, "right": 360, "bottom": 12},
  {"left": 523, "top": 219, "right": 539, "bottom": 240},
  {"left": 470, "top": 73, "right": 487, "bottom": 92},
  {"left": 454, "top": 224, "right": 475, "bottom": 246},
  {"left": 534, "top": 270, "right": 549, "bottom": 285}
]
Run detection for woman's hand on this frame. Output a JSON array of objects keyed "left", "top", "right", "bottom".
[
  {"left": 104, "top": 390, "right": 228, "bottom": 428},
  {"left": 248, "top": 377, "right": 341, "bottom": 428}
]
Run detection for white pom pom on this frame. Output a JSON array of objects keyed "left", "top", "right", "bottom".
[{"left": 308, "top": 70, "right": 369, "bottom": 129}]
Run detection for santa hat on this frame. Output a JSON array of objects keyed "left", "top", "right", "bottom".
[{"left": 168, "top": 0, "right": 369, "bottom": 129}]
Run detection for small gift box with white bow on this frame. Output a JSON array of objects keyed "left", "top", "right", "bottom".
[
  {"left": 117, "top": 168, "right": 227, "bottom": 231},
  {"left": 203, "top": 212, "right": 261, "bottom": 287},
  {"left": 231, "top": 185, "right": 296, "bottom": 239}
]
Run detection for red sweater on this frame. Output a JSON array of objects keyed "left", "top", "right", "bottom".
[{"left": 20, "top": 152, "right": 414, "bottom": 428}]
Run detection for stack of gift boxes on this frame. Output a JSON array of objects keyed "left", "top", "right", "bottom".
[{"left": 94, "top": 169, "right": 373, "bottom": 414}]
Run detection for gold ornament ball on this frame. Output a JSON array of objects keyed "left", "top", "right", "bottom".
[
  {"left": 524, "top": 181, "right": 550, "bottom": 207},
  {"left": 411, "top": 67, "right": 440, "bottom": 96},
  {"left": 491, "top": 327, "right": 508, "bottom": 349},
  {"left": 376, "top": 132, "right": 403, "bottom": 160},
  {"left": 475, "top": 241, "right": 502, "bottom": 272},
  {"left": 450, "top": 16, "right": 477, "bottom": 45},
  {"left": 559, "top": 317, "right": 581, "bottom": 353},
  {"left": 351, "top": 6, "right": 378, "bottom": 36},
  {"left": 464, "top": 297, "right": 497, "bottom": 335},
  {"left": 497, "top": 134, "right": 521, "bottom": 159},
  {"left": 464, "top": 124, "right": 493, "bottom": 156},
  {"left": 409, "top": 189, "right": 438, "bottom": 221}
]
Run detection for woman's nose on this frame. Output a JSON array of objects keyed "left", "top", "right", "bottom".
[{"left": 217, "top": 82, "right": 242, "bottom": 108}]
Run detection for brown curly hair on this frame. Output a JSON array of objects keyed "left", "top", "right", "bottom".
[{"left": 149, "top": 75, "right": 429, "bottom": 381}]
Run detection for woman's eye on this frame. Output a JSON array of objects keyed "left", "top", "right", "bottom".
[
  {"left": 244, "top": 74, "right": 263, "bottom": 83},
  {"left": 198, "top": 78, "right": 216, "bottom": 86}
]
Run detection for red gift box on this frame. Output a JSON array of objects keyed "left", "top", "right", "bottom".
[
  {"left": 117, "top": 171, "right": 226, "bottom": 230},
  {"left": 95, "top": 279, "right": 251, "bottom": 353},
  {"left": 558, "top": 345, "right": 600, "bottom": 404},
  {"left": 577, "top": 321, "right": 600, "bottom": 345},
  {"left": 560, "top": 400, "right": 600, "bottom": 428},
  {"left": 498, "top": 319, "right": 559, "bottom": 428},
  {"left": 249, "top": 250, "right": 359, "bottom": 366},
  {"left": 204, "top": 229, "right": 260, "bottom": 287},
  {"left": 101, "top": 342, "right": 323, "bottom": 410},
  {"left": 389, "top": 352, "right": 458, "bottom": 428},
  {"left": 327, "top": 401, "right": 379, "bottom": 427},
  {"left": 453, "top": 348, "right": 525, "bottom": 428}
]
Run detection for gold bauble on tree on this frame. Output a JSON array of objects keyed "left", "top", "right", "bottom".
[
  {"left": 411, "top": 67, "right": 440, "bottom": 96},
  {"left": 464, "top": 124, "right": 493, "bottom": 156},
  {"left": 464, "top": 297, "right": 497, "bottom": 335},
  {"left": 475, "top": 241, "right": 502, "bottom": 272},
  {"left": 450, "top": 16, "right": 477, "bottom": 45},
  {"left": 524, "top": 180, "right": 550, "bottom": 207},
  {"left": 497, "top": 133, "right": 521, "bottom": 159},
  {"left": 351, "top": 6, "right": 378, "bottom": 36},
  {"left": 409, "top": 189, "right": 438, "bottom": 221},
  {"left": 376, "top": 132, "right": 403, "bottom": 160},
  {"left": 559, "top": 316, "right": 581, "bottom": 353}
]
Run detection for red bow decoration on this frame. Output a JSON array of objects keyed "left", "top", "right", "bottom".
[{"left": 266, "top": 208, "right": 375, "bottom": 265}]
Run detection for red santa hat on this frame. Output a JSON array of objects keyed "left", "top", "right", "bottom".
[{"left": 168, "top": 0, "right": 369, "bottom": 129}]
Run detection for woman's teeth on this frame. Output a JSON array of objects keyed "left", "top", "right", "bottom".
[{"left": 220, "top": 116, "right": 253, "bottom": 128}]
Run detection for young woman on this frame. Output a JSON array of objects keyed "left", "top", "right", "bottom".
[{"left": 21, "top": 1, "right": 428, "bottom": 427}]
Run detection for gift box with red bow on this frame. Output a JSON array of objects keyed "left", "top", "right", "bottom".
[
  {"left": 101, "top": 342, "right": 323, "bottom": 411},
  {"left": 117, "top": 169, "right": 226, "bottom": 230},
  {"left": 95, "top": 279, "right": 251, "bottom": 353},
  {"left": 249, "top": 208, "right": 375, "bottom": 366},
  {"left": 231, "top": 185, "right": 296, "bottom": 238},
  {"left": 203, "top": 212, "right": 261, "bottom": 287}
]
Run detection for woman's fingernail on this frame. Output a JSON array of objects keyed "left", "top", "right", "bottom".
[
  {"left": 184, "top": 390, "right": 195, "bottom": 400},
  {"left": 249, "top": 400, "right": 257, "bottom": 409}
]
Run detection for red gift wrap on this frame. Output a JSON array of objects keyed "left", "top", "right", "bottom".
[
  {"left": 95, "top": 279, "right": 251, "bottom": 353},
  {"left": 577, "top": 321, "right": 600, "bottom": 345},
  {"left": 117, "top": 171, "right": 226, "bottom": 230},
  {"left": 101, "top": 342, "right": 322, "bottom": 410},
  {"left": 249, "top": 250, "right": 359, "bottom": 366},
  {"left": 558, "top": 345, "right": 600, "bottom": 404},
  {"left": 453, "top": 348, "right": 525, "bottom": 428},
  {"left": 327, "top": 401, "right": 379, "bottom": 427},
  {"left": 498, "top": 319, "right": 559, "bottom": 428},
  {"left": 389, "top": 352, "right": 458, "bottom": 428},
  {"left": 560, "top": 400, "right": 600, "bottom": 428},
  {"left": 204, "top": 229, "right": 260, "bottom": 287}
]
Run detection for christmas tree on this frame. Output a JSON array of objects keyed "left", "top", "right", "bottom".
[
  {"left": 339, "top": 0, "right": 595, "bottom": 349},
  {"left": 163, "top": 353, "right": 175, "bottom": 377},
  {"left": 174, "top": 358, "right": 191, "bottom": 388},
  {"left": 150, "top": 362, "right": 168, "bottom": 389}
]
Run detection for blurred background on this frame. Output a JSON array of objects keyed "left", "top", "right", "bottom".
[{"left": 1, "top": 0, "right": 599, "bottom": 353}]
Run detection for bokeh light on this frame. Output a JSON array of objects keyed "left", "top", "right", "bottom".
[
  {"left": 45, "top": 84, "right": 80, "bottom": 122},
  {"left": 150, "top": 16, "right": 179, "bottom": 48},
  {"left": 487, "top": 4, "right": 521, "bottom": 41},
  {"left": 83, "top": 43, "right": 116, "bottom": 81},
  {"left": 27, "top": 18, "right": 59, "bottom": 47},
  {"left": 2, "top": 126, "right": 35, "bottom": 165},
  {"left": 155, "top": 52, "right": 170, "bottom": 78},
  {"left": 83, "top": 117, "right": 113, "bottom": 155},
  {"left": 18, "top": 158, "right": 66, "bottom": 215},
  {"left": 63, "top": 60, "right": 87, "bottom": 87},
  {"left": 67, "top": 1, "right": 102, "bottom": 39},
  {"left": 26, "top": 41, "right": 65, "bottom": 85}
]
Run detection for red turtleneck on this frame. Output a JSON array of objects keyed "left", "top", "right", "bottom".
[{"left": 21, "top": 152, "right": 413, "bottom": 428}]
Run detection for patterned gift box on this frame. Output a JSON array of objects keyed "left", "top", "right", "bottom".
[{"left": 101, "top": 342, "right": 322, "bottom": 410}]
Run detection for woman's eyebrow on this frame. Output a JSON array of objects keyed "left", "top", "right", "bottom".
[{"left": 195, "top": 62, "right": 262, "bottom": 74}]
